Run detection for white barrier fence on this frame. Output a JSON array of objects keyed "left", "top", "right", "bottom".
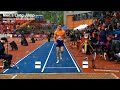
[{"left": 0, "top": 34, "right": 13, "bottom": 38}]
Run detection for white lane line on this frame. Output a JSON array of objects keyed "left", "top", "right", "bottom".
[
  {"left": 11, "top": 74, "right": 17, "bottom": 79},
  {"left": 64, "top": 44, "right": 81, "bottom": 72},
  {"left": 45, "top": 67, "right": 76, "bottom": 68},
  {"left": 3, "top": 42, "right": 47, "bottom": 73},
  {"left": 41, "top": 43, "right": 54, "bottom": 72},
  {"left": 111, "top": 73, "right": 119, "bottom": 79},
  {"left": 94, "top": 69, "right": 119, "bottom": 72},
  {"left": 0, "top": 72, "right": 115, "bottom": 75}
]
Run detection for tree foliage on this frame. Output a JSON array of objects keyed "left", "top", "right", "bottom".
[{"left": 18, "top": 11, "right": 63, "bottom": 24}]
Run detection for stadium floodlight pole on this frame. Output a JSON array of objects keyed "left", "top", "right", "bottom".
[
  {"left": 49, "top": 11, "right": 52, "bottom": 23},
  {"left": 92, "top": 11, "right": 94, "bottom": 23},
  {"left": 83, "top": 13, "right": 85, "bottom": 24},
  {"left": 50, "top": 11, "right": 51, "bottom": 31},
  {"left": 49, "top": 11, "right": 52, "bottom": 31},
  {"left": 55, "top": 11, "right": 57, "bottom": 24},
  {"left": 58, "top": 11, "right": 59, "bottom": 24},
  {"left": 56, "top": 11, "right": 60, "bottom": 25},
  {"left": 73, "top": 11, "right": 74, "bottom": 29},
  {"left": 57, "top": 11, "right": 59, "bottom": 24}
]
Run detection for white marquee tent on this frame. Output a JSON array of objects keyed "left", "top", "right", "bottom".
[
  {"left": 74, "top": 24, "right": 88, "bottom": 31},
  {"left": 0, "top": 11, "right": 17, "bottom": 14}
]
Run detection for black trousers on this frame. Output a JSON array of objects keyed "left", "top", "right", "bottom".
[
  {"left": 48, "top": 37, "right": 50, "bottom": 42},
  {"left": 0, "top": 54, "right": 12, "bottom": 68}
]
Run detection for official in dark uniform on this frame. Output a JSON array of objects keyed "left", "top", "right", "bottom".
[
  {"left": 0, "top": 37, "right": 12, "bottom": 69},
  {"left": 48, "top": 31, "right": 52, "bottom": 42}
]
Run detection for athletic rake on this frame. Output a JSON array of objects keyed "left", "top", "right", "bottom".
[{"left": 0, "top": 59, "right": 19, "bottom": 69}]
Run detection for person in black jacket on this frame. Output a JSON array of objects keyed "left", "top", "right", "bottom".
[
  {"left": 20, "top": 31, "right": 28, "bottom": 46},
  {"left": 0, "top": 37, "right": 12, "bottom": 69},
  {"left": 47, "top": 31, "right": 52, "bottom": 42}
]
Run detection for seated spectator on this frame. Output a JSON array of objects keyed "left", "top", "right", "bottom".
[{"left": 0, "top": 37, "right": 12, "bottom": 69}]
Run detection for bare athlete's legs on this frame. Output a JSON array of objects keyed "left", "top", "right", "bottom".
[
  {"left": 56, "top": 47, "right": 60, "bottom": 63},
  {"left": 59, "top": 46, "right": 64, "bottom": 59},
  {"left": 56, "top": 40, "right": 64, "bottom": 63},
  {"left": 56, "top": 46, "right": 64, "bottom": 63}
]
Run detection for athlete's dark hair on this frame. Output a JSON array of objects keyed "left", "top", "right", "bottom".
[{"left": 58, "top": 23, "right": 62, "bottom": 26}]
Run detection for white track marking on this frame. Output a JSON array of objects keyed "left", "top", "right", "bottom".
[
  {"left": 41, "top": 43, "right": 54, "bottom": 72},
  {"left": 0, "top": 72, "right": 116, "bottom": 75},
  {"left": 11, "top": 74, "right": 17, "bottom": 79},
  {"left": 111, "top": 73, "right": 119, "bottom": 79},
  {"left": 45, "top": 67, "right": 76, "bottom": 68},
  {"left": 94, "top": 69, "right": 119, "bottom": 72},
  {"left": 64, "top": 44, "right": 81, "bottom": 72},
  {"left": 3, "top": 42, "right": 47, "bottom": 73}
]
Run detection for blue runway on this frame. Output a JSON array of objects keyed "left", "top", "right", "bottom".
[{"left": 2, "top": 41, "right": 82, "bottom": 74}]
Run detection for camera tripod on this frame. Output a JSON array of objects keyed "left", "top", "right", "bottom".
[
  {"left": 5, "top": 38, "right": 19, "bottom": 69},
  {"left": 81, "top": 38, "right": 94, "bottom": 53}
]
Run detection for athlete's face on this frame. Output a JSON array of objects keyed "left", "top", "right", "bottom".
[{"left": 58, "top": 25, "right": 62, "bottom": 30}]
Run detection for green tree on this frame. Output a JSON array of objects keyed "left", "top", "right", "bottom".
[{"left": 17, "top": 11, "right": 64, "bottom": 24}]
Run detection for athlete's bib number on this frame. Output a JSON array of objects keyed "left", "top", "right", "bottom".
[{"left": 58, "top": 36, "right": 62, "bottom": 41}]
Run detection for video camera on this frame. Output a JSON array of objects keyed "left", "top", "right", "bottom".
[{"left": 84, "top": 33, "right": 89, "bottom": 39}]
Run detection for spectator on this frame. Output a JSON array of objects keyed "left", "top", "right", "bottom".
[{"left": 117, "top": 23, "right": 120, "bottom": 29}]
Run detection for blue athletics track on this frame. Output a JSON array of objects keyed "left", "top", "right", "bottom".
[{"left": 1, "top": 41, "right": 82, "bottom": 74}]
